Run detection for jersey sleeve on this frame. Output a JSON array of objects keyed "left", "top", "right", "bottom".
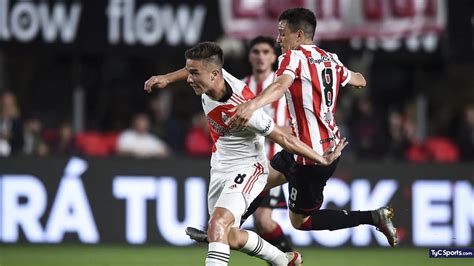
[
  {"left": 276, "top": 51, "right": 299, "bottom": 80},
  {"left": 246, "top": 108, "right": 275, "bottom": 136},
  {"left": 331, "top": 52, "right": 352, "bottom": 87}
]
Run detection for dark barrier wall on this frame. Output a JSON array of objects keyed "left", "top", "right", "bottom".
[{"left": 0, "top": 157, "right": 472, "bottom": 247}]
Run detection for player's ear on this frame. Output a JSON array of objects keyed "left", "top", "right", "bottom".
[
  {"left": 211, "top": 69, "right": 220, "bottom": 81},
  {"left": 296, "top": 29, "right": 305, "bottom": 42}
]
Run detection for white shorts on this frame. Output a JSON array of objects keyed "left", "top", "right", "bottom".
[{"left": 208, "top": 162, "right": 268, "bottom": 227}]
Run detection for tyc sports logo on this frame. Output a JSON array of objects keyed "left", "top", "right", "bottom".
[{"left": 429, "top": 248, "right": 474, "bottom": 258}]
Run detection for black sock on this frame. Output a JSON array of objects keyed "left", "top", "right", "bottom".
[
  {"left": 267, "top": 236, "right": 293, "bottom": 252},
  {"left": 240, "top": 191, "right": 268, "bottom": 226},
  {"left": 260, "top": 223, "right": 293, "bottom": 252},
  {"left": 299, "top": 209, "right": 374, "bottom": 231}
]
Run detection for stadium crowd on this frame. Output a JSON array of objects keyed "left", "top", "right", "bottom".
[{"left": 0, "top": 88, "right": 472, "bottom": 162}]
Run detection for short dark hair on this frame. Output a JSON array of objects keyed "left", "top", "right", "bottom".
[
  {"left": 278, "top": 8, "right": 317, "bottom": 40},
  {"left": 249, "top": 36, "right": 276, "bottom": 52},
  {"left": 185, "top": 42, "right": 224, "bottom": 67}
]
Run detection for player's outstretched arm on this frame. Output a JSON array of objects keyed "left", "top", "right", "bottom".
[
  {"left": 229, "top": 74, "right": 293, "bottom": 129},
  {"left": 267, "top": 125, "right": 348, "bottom": 166},
  {"left": 144, "top": 67, "right": 188, "bottom": 93},
  {"left": 348, "top": 71, "right": 366, "bottom": 89}
]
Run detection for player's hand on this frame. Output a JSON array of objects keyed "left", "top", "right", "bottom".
[
  {"left": 322, "top": 138, "right": 348, "bottom": 165},
  {"left": 228, "top": 102, "right": 256, "bottom": 129},
  {"left": 144, "top": 75, "right": 170, "bottom": 93}
]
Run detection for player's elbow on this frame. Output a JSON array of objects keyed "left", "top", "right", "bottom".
[
  {"left": 280, "top": 134, "right": 298, "bottom": 154},
  {"left": 269, "top": 82, "right": 287, "bottom": 99},
  {"left": 274, "top": 76, "right": 292, "bottom": 94},
  {"left": 352, "top": 72, "right": 366, "bottom": 88}
]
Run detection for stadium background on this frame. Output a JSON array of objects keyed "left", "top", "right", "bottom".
[{"left": 0, "top": 0, "right": 472, "bottom": 265}]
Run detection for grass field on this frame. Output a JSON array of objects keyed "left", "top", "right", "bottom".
[{"left": 1, "top": 245, "right": 472, "bottom": 266}]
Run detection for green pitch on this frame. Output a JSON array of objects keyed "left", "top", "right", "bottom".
[{"left": 0, "top": 245, "right": 471, "bottom": 266}]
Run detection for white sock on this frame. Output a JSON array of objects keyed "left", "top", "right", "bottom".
[
  {"left": 240, "top": 230, "right": 288, "bottom": 266},
  {"left": 206, "top": 242, "right": 230, "bottom": 266}
]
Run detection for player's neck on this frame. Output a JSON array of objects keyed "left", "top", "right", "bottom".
[
  {"left": 207, "top": 78, "right": 227, "bottom": 101},
  {"left": 292, "top": 39, "right": 314, "bottom": 50},
  {"left": 252, "top": 69, "right": 273, "bottom": 83}
]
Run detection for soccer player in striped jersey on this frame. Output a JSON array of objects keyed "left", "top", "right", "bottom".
[
  {"left": 243, "top": 36, "right": 294, "bottom": 254},
  {"left": 144, "top": 42, "right": 346, "bottom": 265},
  {"left": 229, "top": 8, "right": 398, "bottom": 247}
]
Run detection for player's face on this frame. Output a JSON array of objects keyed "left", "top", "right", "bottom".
[
  {"left": 276, "top": 20, "right": 301, "bottom": 53},
  {"left": 185, "top": 59, "right": 216, "bottom": 96},
  {"left": 248, "top": 43, "right": 276, "bottom": 73}
]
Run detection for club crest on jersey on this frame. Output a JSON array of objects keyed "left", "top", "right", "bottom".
[
  {"left": 323, "top": 111, "right": 333, "bottom": 123},
  {"left": 222, "top": 112, "right": 229, "bottom": 124}
]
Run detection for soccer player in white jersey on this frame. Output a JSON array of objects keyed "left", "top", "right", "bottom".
[
  {"left": 144, "top": 42, "right": 347, "bottom": 266},
  {"left": 229, "top": 8, "right": 398, "bottom": 247},
  {"left": 243, "top": 36, "right": 294, "bottom": 254}
]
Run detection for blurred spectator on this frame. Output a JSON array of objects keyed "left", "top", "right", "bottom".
[
  {"left": 148, "top": 92, "right": 171, "bottom": 140},
  {"left": 22, "top": 116, "right": 48, "bottom": 156},
  {"left": 148, "top": 91, "right": 186, "bottom": 153},
  {"left": 402, "top": 102, "right": 418, "bottom": 143},
  {"left": 117, "top": 113, "right": 170, "bottom": 158},
  {"left": 185, "top": 113, "right": 212, "bottom": 157},
  {"left": 51, "top": 121, "right": 78, "bottom": 155},
  {"left": 455, "top": 104, "right": 474, "bottom": 160},
  {"left": 0, "top": 91, "right": 23, "bottom": 156},
  {"left": 349, "top": 97, "right": 386, "bottom": 159},
  {"left": 386, "top": 109, "right": 410, "bottom": 160}
]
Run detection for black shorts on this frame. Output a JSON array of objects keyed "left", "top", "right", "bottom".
[
  {"left": 259, "top": 186, "right": 287, "bottom": 209},
  {"left": 270, "top": 150, "right": 339, "bottom": 215}
]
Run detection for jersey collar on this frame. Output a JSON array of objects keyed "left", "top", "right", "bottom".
[{"left": 217, "top": 81, "right": 233, "bottom": 102}]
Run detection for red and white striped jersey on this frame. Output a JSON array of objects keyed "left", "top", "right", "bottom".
[
  {"left": 203, "top": 69, "right": 275, "bottom": 172},
  {"left": 242, "top": 72, "right": 288, "bottom": 158},
  {"left": 276, "top": 45, "right": 351, "bottom": 165}
]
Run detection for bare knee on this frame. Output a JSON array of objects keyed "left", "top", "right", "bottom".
[
  {"left": 208, "top": 209, "right": 234, "bottom": 243},
  {"left": 289, "top": 211, "right": 309, "bottom": 229}
]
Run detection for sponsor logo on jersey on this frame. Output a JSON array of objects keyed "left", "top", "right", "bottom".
[
  {"left": 309, "top": 55, "right": 337, "bottom": 65},
  {"left": 319, "top": 137, "right": 334, "bottom": 144},
  {"left": 207, "top": 116, "right": 229, "bottom": 136},
  {"left": 261, "top": 120, "right": 272, "bottom": 134}
]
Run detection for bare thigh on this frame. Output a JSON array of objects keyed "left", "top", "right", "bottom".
[{"left": 264, "top": 165, "right": 287, "bottom": 191}]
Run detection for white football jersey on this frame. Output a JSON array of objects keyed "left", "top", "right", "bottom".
[{"left": 203, "top": 69, "right": 275, "bottom": 172}]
